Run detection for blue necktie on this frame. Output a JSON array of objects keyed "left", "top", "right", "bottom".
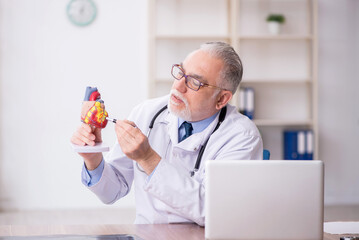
[{"left": 180, "top": 121, "right": 193, "bottom": 142}]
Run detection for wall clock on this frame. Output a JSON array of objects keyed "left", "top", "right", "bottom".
[{"left": 67, "top": 0, "right": 97, "bottom": 27}]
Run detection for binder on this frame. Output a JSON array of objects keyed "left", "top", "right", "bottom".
[
  {"left": 297, "top": 131, "right": 306, "bottom": 160},
  {"left": 239, "top": 88, "right": 246, "bottom": 115},
  {"left": 284, "top": 130, "right": 298, "bottom": 160},
  {"left": 284, "top": 130, "right": 314, "bottom": 160},
  {"left": 245, "top": 88, "right": 254, "bottom": 120},
  {"left": 305, "top": 130, "right": 314, "bottom": 160},
  {"left": 239, "top": 87, "right": 255, "bottom": 119}
]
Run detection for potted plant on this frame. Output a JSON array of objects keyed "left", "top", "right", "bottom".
[{"left": 266, "top": 14, "right": 285, "bottom": 35}]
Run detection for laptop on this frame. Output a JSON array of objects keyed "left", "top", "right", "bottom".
[{"left": 205, "top": 160, "right": 324, "bottom": 240}]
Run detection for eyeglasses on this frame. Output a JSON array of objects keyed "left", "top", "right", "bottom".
[{"left": 171, "top": 64, "right": 226, "bottom": 91}]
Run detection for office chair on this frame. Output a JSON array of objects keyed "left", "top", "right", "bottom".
[{"left": 263, "top": 149, "right": 270, "bottom": 160}]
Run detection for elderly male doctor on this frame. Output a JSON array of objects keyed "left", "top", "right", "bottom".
[{"left": 71, "top": 42, "right": 263, "bottom": 226}]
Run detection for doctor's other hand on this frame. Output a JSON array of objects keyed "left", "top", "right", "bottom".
[
  {"left": 115, "top": 120, "right": 160, "bottom": 175},
  {"left": 70, "top": 123, "right": 103, "bottom": 170}
]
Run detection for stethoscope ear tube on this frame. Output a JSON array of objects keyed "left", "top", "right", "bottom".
[
  {"left": 146, "top": 104, "right": 227, "bottom": 177},
  {"left": 190, "top": 106, "right": 227, "bottom": 177},
  {"left": 149, "top": 105, "right": 168, "bottom": 129}
]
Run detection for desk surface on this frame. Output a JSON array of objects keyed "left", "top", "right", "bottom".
[{"left": 0, "top": 224, "right": 354, "bottom": 240}]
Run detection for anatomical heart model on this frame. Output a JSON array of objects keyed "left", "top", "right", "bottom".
[{"left": 81, "top": 87, "right": 108, "bottom": 129}]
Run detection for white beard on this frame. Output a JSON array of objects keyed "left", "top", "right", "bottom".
[{"left": 168, "top": 89, "right": 193, "bottom": 121}]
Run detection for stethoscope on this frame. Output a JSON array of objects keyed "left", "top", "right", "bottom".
[
  {"left": 146, "top": 105, "right": 227, "bottom": 177},
  {"left": 107, "top": 105, "right": 227, "bottom": 177}
]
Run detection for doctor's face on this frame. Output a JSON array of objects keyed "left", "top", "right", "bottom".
[{"left": 168, "top": 50, "right": 224, "bottom": 122}]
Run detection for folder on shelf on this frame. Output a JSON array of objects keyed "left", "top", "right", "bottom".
[
  {"left": 284, "top": 130, "right": 299, "bottom": 160},
  {"left": 283, "top": 130, "right": 314, "bottom": 160},
  {"left": 246, "top": 87, "right": 254, "bottom": 120},
  {"left": 305, "top": 130, "right": 314, "bottom": 160},
  {"left": 297, "top": 131, "right": 306, "bottom": 160},
  {"left": 238, "top": 87, "right": 254, "bottom": 120}
]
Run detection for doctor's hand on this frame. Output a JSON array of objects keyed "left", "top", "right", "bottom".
[
  {"left": 70, "top": 123, "right": 103, "bottom": 170},
  {"left": 115, "top": 120, "right": 161, "bottom": 175}
]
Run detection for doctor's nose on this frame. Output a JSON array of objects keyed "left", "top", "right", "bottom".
[{"left": 172, "top": 77, "right": 187, "bottom": 93}]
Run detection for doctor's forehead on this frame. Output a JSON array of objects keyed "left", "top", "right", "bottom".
[
  {"left": 182, "top": 50, "right": 223, "bottom": 81},
  {"left": 180, "top": 62, "right": 205, "bottom": 81}
]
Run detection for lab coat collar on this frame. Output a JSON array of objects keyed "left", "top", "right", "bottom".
[{"left": 161, "top": 110, "right": 221, "bottom": 152}]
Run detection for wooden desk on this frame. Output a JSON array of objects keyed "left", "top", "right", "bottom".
[
  {"left": 0, "top": 223, "right": 354, "bottom": 240},
  {"left": 0, "top": 224, "right": 202, "bottom": 240}
]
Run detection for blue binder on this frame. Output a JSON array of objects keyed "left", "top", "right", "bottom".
[
  {"left": 284, "top": 130, "right": 314, "bottom": 160},
  {"left": 238, "top": 88, "right": 246, "bottom": 115},
  {"left": 238, "top": 87, "right": 255, "bottom": 119},
  {"left": 284, "top": 130, "right": 299, "bottom": 160}
]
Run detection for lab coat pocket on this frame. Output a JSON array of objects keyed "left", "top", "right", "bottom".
[{"left": 171, "top": 146, "right": 200, "bottom": 175}]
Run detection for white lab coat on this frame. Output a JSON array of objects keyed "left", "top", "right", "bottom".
[{"left": 85, "top": 95, "right": 263, "bottom": 226}]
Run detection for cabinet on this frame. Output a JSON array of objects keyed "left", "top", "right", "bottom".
[{"left": 148, "top": 0, "right": 318, "bottom": 160}]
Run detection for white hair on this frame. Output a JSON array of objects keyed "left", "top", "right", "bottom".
[{"left": 200, "top": 42, "right": 243, "bottom": 94}]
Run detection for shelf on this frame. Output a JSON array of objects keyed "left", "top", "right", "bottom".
[
  {"left": 154, "top": 0, "right": 229, "bottom": 38},
  {"left": 239, "top": 35, "right": 313, "bottom": 40},
  {"left": 239, "top": 40, "right": 311, "bottom": 80},
  {"left": 253, "top": 119, "right": 313, "bottom": 127},
  {"left": 150, "top": 0, "right": 318, "bottom": 160},
  {"left": 155, "top": 79, "right": 312, "bottom": 85},
  {"left": 155, "top": 35, "right": 230, "bottom": 41},
  {"left": 241, "top": 79, "right": 312, "bottom": 84},
  {"left": 238, "top": 0, "right": 313, "bottom": 38}
]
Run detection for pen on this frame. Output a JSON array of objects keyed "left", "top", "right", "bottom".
[
  {"left": 106, "top": 117, "right": 117, "bottom": 123},
  {"left": 106, "top": 117, "right": 137, "bottom": 128}
]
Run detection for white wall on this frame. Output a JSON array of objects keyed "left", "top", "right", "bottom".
[
  {"left": 0, "top": 0, "right": 358, "bottom": 211},
  {"left": 0, "top": 0, "right": 147, "bottom": 210},
  {"left": 318, "top": 0, "right": 359, "bottom": 205}
]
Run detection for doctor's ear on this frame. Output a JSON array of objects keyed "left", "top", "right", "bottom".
[{"left": 215, "top": 90, "right": 232, "bottom": 110}]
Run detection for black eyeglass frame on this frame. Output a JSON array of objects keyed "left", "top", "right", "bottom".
[{"left": 171, "top": 64, "right": 227, "bottom": 91}]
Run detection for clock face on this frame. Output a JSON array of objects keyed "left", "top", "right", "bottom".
[{"left": 67, "top": 0, "right": 97, "bottom": 26}]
